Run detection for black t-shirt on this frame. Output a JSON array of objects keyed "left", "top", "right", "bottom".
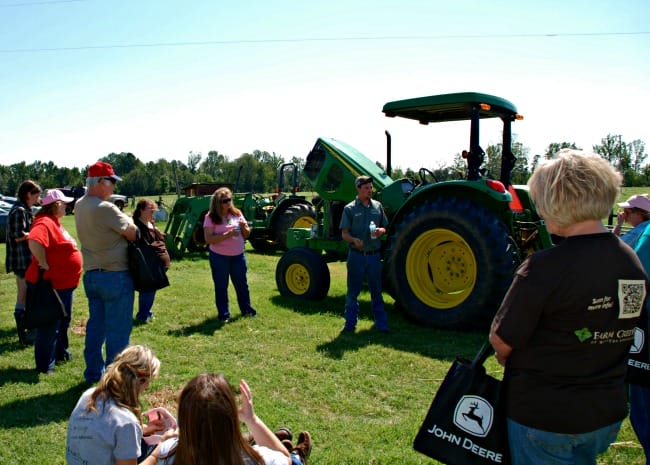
[{"left": 494, "top": 233, "right": 647, "bottom": 433}]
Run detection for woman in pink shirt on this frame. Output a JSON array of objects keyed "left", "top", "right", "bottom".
[{"left": 203, "top": 187, "right": 256, "bottom": 322}]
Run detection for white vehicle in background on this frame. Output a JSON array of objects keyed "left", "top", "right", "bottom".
[{"left": 55, "top": 187, "right": 128, "bottom": 212}]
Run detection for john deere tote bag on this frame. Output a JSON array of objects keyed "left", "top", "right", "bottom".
[{"left": 413, "top": 341, "right": 509, "bottom": 465}]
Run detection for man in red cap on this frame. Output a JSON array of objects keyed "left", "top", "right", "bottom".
[{"left": 74, "top": 161, "right": 138, "bottom": 384}]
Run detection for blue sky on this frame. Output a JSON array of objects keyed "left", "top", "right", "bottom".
[{"left": 1, "top": 0, "right": 648, "bottom": 172}]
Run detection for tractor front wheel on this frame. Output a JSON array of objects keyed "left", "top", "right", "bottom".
[
  {"left": 276, "top": 247, "right": 330, "bottom": 300},
  {"left": 386, "top": 198, "right": 518, "bottom": 329}
]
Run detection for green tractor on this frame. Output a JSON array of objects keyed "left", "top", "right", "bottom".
[
  {"left": 164, "top": 163, "right": 316, "bottom": 258},
  {"left": 275, "top": 92, "right": 553, "bottom": 329}
]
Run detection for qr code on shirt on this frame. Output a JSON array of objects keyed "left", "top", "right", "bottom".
[{"left": 618, "top": 279, "right": 645, "bottom": 319}]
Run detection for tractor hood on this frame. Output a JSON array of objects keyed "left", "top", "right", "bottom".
[{"left": 303, "top": 137, "right": 393, "bottom": 201}]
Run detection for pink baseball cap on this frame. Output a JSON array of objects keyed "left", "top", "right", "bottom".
[
  {"left": 41, "top": 189, "right": 74, "bottom": 206},
  {"left": 618, "top": 194, "right": 650, "bottom": 212}
]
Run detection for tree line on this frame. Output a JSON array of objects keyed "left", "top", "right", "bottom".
[{"left": 0, "top": 133, "right": 646, "bottom": 198}]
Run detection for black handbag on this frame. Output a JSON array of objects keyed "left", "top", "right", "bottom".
[
  {"left": 24, "top": 269, "right": 67, "bottom": 329},
  {"left": 413, "top": 341, "right": 509, "bottom": 465},
  {"left": 128, "top": 233, "right": 170, "bottom": 293},
  {"left": 626, "top": 306, "right": 650, "bottom": 387}
]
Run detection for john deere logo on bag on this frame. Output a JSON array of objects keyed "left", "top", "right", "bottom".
[
  {"left": 630, "top": 327, "right": 645, "bottom": 354},
  {"left": 453, "top": 395, "right": 494, "bottom": 437}
]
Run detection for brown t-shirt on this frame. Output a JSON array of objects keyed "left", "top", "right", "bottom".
[
  {"left": 74, "top": 195, "right": 133, "bottom": 271},
  {"left": 494, "top": 233, "right": 647, "bottom": 433}
]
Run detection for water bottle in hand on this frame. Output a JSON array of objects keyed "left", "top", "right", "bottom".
[{"left": 369, "top": 221, "right": 376, "bottom": 237}]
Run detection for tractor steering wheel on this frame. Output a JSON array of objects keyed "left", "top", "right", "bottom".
[{"left": 418, "top": 168, "right": 439, "bottom": 186}]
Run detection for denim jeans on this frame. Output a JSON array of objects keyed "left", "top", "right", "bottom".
[
  {"left": 507, "top": 418, "right": 621, "bottom": 465},
  {"left": 630, "top": 384, "right": 650, "bottom": 464},
  {"left": 344, "top": 250, "right": 388, "bottom": 331},
  {"left": 83, "top": 270, "right": 134, "bottom": 383},
  {"left": 137, "top": 290, "right": 156, "bottom": 321},
  {"left": 34, "top": 287, "right": 73, "bottom": 373},
  {"left": 208, "top": 251, "right": 255, "bottom": 320}
]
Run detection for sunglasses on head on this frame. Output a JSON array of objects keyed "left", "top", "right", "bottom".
[{"left": 221, "top": 198, "right": 232, "bottom": 204}]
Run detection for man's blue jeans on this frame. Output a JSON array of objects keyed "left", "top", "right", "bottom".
[
  {"left": 507, "top": 418, "right": 621, "bottom": 465},
  {"left": 630, "top": 384, "right": 650, "bottom": 465},
  {"left": 344, "top": 250, "right": 388, "bottom": 331},
  {"left": 83, "top": 270, "right": 134, "bottom": 383},
  {"left": 208, "top": 251, "right": 255, "bottom": 320},
  {"left": 34, "top": 287, "right": 74, "bottom": 373}
]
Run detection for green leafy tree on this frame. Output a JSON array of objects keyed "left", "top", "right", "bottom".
[
  {"left": 593, "top": 134, "right": 628, "bottom": 170},
  {"left": 629, "top": 139, "right": 647, "bottom": 173},
  {"left": 187, "top": 151, "right": 202, "bottom": 175},
  {"left": 102, "top": 152, "right": 140, "bottom": 176},
  {"left": 544, "top": 142, "right": 579, "bottom": 159}
]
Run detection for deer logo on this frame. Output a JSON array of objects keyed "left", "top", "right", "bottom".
[
  {"left": 630, "top": 327, "right": 645, "bottom": 355},
  {"left": 453, "top": 395, "right": 493, "bottom": 437}
]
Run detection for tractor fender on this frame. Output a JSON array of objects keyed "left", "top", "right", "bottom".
[{"left": 386, "top": 180, "right": 512, "bottom": 238}]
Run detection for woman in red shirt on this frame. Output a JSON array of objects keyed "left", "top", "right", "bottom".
[{"left": 26, "top": 189, "right": 83, "bottom": 374}]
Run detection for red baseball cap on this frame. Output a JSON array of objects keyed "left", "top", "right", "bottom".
[{"left": 87, "top": 161, "right": 122, "bottom": 181}]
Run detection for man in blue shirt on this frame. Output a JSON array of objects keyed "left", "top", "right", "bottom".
[{"left": 339, "top": 176, "right": 389, "bottom": 333}]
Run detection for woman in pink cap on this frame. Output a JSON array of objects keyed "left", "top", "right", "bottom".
[
  {"left": 25, "top": 188, "right": 82, "bottom": 374},
  {"left": 614, "top": 193, "right": 650, "bottom": 464}
]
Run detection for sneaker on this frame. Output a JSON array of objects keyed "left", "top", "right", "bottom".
[
  {"left": 292, "top": 431, "right": 312, "bottom": 465},
  {"left": 56, "top": 350, "right": 72, "bottom": 362}
]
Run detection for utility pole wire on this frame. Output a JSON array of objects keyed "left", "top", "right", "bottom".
[{"left": 1, "top": 31, "right": 648, "bottom": 54}]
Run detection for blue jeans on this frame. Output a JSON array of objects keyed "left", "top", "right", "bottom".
[
  {"left": 344, "top": 251, "right": 388, "bottom": 331},
  {"left": 83, "top": 270, "right": 134, "bottom": 383},
  {"left": 507, "top": 418, "right": 621, "bottom": 465},
  {"left": 630, "top": 384, "right": 650, "bottom": 465},
  {"left": 208, "top": 251, "right": 255, "bottom": 320},
  {"left": 34, "top": 287, "right": 74, "bottom": 373},
  {"left": 137, "top": 290, "right": 156, "bottom": 320}
]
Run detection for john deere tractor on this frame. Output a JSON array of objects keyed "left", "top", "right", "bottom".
[
  {"left": 275, "top": 92, "right": 553, "bottom": 329},
  {"left": 164, "top": 163, "right": 316, "bottom": 258}
]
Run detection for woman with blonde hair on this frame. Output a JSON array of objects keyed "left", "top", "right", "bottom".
[
  {"left": 490, "top": 150, "right": 647, "bottom": 465},
  {"left": 66, "top": 345, "right": 173, "bottom": 465},
  {"left": 203, "top": 187, "right": 256, "bottom": 322},
  {"left": 151, "top": 373, "right": 311, "bottom": 465}
]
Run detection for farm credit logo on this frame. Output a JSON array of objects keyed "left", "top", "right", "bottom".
[{"left": 426, "top": 394, "right": 503, "bottom": 463}]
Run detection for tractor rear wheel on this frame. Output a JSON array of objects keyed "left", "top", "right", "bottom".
[
  {"left": 386, "top": 198, "right": 518, "bottom": 329},
  {"left": 276, "top": 247, "right": 330, "bottom": 300},
  {"left": 274, "top": 203, "right": 316, "bottom": 250},
  {"left": 249, "top": 237, "right": 279, "bottom": 254}
]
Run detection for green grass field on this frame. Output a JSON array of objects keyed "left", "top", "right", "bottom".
[{"left": 0, "top": 189, "right": 647, "bottom": 464}]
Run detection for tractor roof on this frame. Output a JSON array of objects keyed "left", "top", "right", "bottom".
[{"left": 382, "top": 92, "right": 519, "bottom": 124}]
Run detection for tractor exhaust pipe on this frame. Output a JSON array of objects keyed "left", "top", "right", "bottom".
[{"left": 385, "top": 130, "right": 392, "bottom": 177}]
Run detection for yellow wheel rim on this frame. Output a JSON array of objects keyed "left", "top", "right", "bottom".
[
  {"left": 285, "top": 263, "right": 311, "bottom": 295},
  {"left": 405, "top": 229, "right": 477, "bottom": 309},
  {"left": 293, "top": 216, "right": 316, "bottom": 228}
]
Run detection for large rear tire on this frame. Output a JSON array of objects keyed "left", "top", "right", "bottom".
[
  {"left": 249, "top": 236, "right": 279, "bottom": 254},
  {"left": 276, "top": 247, "right": 330, "bottom": 300},
  {"left": 386, "top": 198, "right": 518, "bottom": 329},
  {"left": 274, "top": 203, "right": 316, "bottom": 250}
]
